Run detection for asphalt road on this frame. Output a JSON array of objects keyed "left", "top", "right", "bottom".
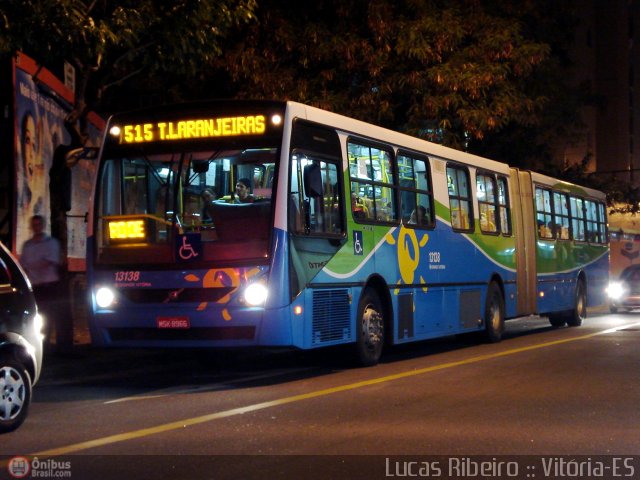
[{"left": 1, "top": 311, "right": 639, "bottom": 479}]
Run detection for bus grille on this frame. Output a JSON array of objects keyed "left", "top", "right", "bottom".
[
  {"left": 312, "top": 289, "right": 351, "bottom": 345},
  {"left": 119, "top": 287, "right": 235, "bottom": 304}
]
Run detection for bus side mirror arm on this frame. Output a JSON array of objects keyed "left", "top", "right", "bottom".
[{"left": 65, "top": 147, "right": 99, "bottom": 167}]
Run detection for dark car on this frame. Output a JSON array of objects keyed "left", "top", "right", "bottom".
[
  {"left": 608, "top": 264, "right": 640, "bottom": 313},
  {"left": 0, "top": 241, "right": 43, "bottom": 433}
]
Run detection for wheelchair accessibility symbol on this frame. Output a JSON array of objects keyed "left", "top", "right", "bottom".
[
  {"left": 176, "top": 234, "right": 201, "bottom": 261},
  {"left": 353, "top": 230, "right": 363, "bottom": 255}
]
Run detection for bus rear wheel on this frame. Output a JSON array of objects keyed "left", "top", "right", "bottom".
[
  {"left": 354, "top": 288, "right": 385, "bottom": 367},
  {"left": 566, "top": 279, "right": 587, "bottom": 327},
  {"left": 548, "top": 279, "right": 587, "bottom": 327},
  {"left": 483, "top": 282, "right": 504, "bottom": 343}
]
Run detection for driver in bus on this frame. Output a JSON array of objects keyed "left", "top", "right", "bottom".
[{"left": 201, "top": 188, "right": 218, "bottom": 223}]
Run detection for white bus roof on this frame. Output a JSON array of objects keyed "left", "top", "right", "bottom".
[{"left": 288, "top": 101, "right": 605, "bottom": 198}]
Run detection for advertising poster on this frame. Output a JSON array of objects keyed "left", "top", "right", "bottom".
[{"left": 13, "top": 53, "right": 103, "bottom": 270}]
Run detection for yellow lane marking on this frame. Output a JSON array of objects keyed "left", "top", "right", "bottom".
[{"left": 29, "top": 322, "right": 640, "bottom": 457}]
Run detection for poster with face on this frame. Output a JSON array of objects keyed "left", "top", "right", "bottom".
[
  {"left": 14, "top": 53, "right": 103, "bottom": 268},
  {"left": 15, "top": 67, "right": 61, "bottom": 248}
]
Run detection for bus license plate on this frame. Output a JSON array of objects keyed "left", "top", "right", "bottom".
[{"left": 157, "top": 316, "right": 190, "bottom": 329}]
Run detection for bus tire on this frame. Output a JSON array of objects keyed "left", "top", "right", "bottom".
[
  {"left": 566, "top": 279, "right": 587, "bottom": 327},
  {"left": 354, "top": 288, "right": 385, "bottom": 367},
  {"left": 483, "top": 282, "right": 504, "bottom": 343}
]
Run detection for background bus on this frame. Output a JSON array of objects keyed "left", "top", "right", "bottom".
[{"left": 88, "top": 100, "right": 609, "bottom": 366}]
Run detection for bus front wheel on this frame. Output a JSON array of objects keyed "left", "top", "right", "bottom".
[{"left": 354, "top": 288, "right": 385, "bottom": 367}]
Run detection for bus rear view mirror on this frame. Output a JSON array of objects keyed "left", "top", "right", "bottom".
[
  {"left": 193, "top": 161, "right": 209, "bottom": 173},
  {"left": 303, "top": 163, "right": 323, "bottom": 198}
]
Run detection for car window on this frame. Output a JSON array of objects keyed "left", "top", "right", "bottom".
[{"left": 622, "top": 268, "right": 640, "bottom": 281}]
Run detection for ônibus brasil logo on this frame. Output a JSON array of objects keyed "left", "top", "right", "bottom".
[
  {"left": 7, "top": 456, "right": 72, "bottom": 478},
  {"left": 7, "top": 456, "right": 30, "bottom": 478}
]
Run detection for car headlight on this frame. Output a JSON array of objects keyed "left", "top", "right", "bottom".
[
  {"left": 95, "top": 287, "right": 116, "bottom": 308},
  {"left": 607, "top": 282, "right": 625, "bottom": 300},
  {"left": 244, "top": 283, "right": 268, "bottom": 306},
  {"left": 33, "top": 312, "right": 44, "bottom": 338}
]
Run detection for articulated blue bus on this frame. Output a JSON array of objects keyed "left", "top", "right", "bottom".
[{"left": 87, "top": 100, "right": 609, "bottom": 365}]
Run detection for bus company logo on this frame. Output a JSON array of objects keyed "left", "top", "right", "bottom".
[
  {"left": 386, "top": 225, "right": 429, "bottom": 294},
  {"left": 7, "top": 456, "right": 30, "bottom": 478}
]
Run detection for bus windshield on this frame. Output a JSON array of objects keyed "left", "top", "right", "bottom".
[{"left": 95, "top": 146, "right": 278, "bottom": 265}]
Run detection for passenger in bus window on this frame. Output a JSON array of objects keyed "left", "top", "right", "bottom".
[
  {"left": 537, "top": 219, "right": 551, "bottom": 238},
  {"left": 231, "top": 178, "right": 255, "bottom": 203},
  {"left": 409, "top": 206, "right": 428, "bottom": 226},
  {"left": 351, "top": 193, "right": 368, "bottom": 219}
]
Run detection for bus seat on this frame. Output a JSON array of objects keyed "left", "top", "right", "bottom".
[{"left": 210, "top": 201, "right": 271, "bottom": 241}]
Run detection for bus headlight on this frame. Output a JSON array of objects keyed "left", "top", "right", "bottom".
[
  {"left": 606, "top": 282, "right": 625, "bottom": 300},
  {"left": 244, "top": 283, "right": 268, "bottom": 306},
  {"left": 96, "top": 287, "right": 116, "bottom": 308}
]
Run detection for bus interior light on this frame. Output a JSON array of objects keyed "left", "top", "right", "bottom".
[
  {"left": 244, "top": 283, "right": 268, "bottom": 307},
  {"left": 96, "top": 287, "right": 116, "bottom": 309}
]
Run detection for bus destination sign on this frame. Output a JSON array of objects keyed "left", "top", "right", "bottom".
[{"left": 115, "top": 115, "right": 267, "bottom": 144}]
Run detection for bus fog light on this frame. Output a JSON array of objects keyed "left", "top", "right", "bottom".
[
  {"left": 96, "top": 287, "right": 116, "bottom": 308},
  {"left": 244, "top": 283, "right": 268, "bottom": 306}
]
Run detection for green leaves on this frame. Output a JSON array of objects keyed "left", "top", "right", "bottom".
[
  {"left": 0, "top": 0, "right": 257, "bottom": 119},
  {"left": 213, "top": 0, "right": 562, "bottom": 149}
]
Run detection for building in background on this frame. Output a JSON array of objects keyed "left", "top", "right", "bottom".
[
  {"left": 559, "top": 1, "right": 640, "bottom": 276},
  {"left": 562, "top": 0, "right": 640, "bottom": 185}
]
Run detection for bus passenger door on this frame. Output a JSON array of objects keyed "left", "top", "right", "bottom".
[{"left": 511, "top": 169, "right": 537, "bottom": 315}]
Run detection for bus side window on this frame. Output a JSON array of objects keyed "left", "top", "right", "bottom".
[
  {"left": 535, "top": 187, "right": 554, "bottom": 239},
  {"left": 497, "top": 176, "right": 512, "bottom": 236},
  {"left": 289, "top": 120, "right": 344, "bottom": 237},
  {"left": 553, "top": 191, "right": 570, "bottom": 240},
  {"left": 446, "top": 164, "right": 472, "bottom": 232},
  {"left": 348, "top": 141, "right": 396, "bottom": 224},
  {"left": 289, "top": 192, "right": 304, "bottom": 231},
  {"left": 398, "top": 153, "right": 434, "bottom": 229},
  {"left": 476, "top": 172, "right": 498, "bottom": 234},
  {"left": 570, "top": 196, "right": 586, "bottom": 241}
]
